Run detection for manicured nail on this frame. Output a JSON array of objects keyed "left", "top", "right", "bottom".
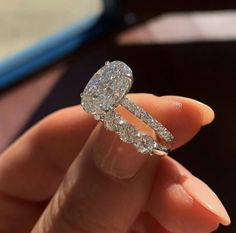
[
  {"left": 173, "top": 155, "right": 231, "bottom": 225},
  {"left": 93, "top": 123, "right": 148, "bottom": 179},
  {"left": 163, "top": 96, "right": 215, "bottom": 125},
  {"left": 183, "top": 176, "right": 231, "bottom": 225},
  {"left": 182, "top": 97, "right": 215, "bottom": 125}
]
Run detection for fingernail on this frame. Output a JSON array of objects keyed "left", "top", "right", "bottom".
[
  {"left": 93, "top": 123, "right": 148, "bottom": 179},
  {"left": 183, "top": 97, "right": 215, "bottom": 125},
  {"left": 183, "top": 176, "right": 231, "bottom": 225},
  {"left": 163, "top": 96, "right": 215, "bottom": 125}
]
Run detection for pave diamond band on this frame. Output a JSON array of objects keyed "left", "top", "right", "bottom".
[
  {"left": 81, "top": 60, "right": 174, "bottom": 155},
  {"left": 102, "top": 110, "right": 169, "bottom": 155},
  {"left": 120, "top": 97, "right": 174, "bottom": 143}
]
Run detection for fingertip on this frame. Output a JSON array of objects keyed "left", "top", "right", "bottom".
[
  {"left": 161, "top": 96, "right": 215, "bottom": 126},
  {"left": 183, "top": 176, "right": 231, "bottom": 226},
  {"left": 147, "top": 156, "right": 230, "bottom": 233},
  {"left": 192, "top": 99, "right": 215, "bottom": 126}
]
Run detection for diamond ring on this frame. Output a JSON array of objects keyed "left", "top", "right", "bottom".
[{"left": 81, "top": 61, "right": 174, "bottom": 156}]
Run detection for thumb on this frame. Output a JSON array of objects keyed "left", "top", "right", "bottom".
[{"left": 32, "top": 123, "right": 159, "bottom": 233}]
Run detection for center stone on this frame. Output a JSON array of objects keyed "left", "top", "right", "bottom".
[{"left": 81, "top": 61, "right": 133, "bottom": 116}]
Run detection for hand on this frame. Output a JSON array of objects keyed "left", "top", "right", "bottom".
[{"left": 0, "top": 94, "right": 230, "bottom": 233}]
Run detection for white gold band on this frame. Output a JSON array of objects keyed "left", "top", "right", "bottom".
[
  {"left": 101, "top": 109, "right": 170, "bottom": 155},
  {"left": 120, "top": 97, "right": 173, "bottom": 143}
]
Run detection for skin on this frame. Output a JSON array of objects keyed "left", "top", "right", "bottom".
[{"left": 0, "top": 94, "right": 230, "bottom": 233}]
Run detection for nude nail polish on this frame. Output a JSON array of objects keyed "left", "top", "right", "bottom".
[{"left": 183, "top": 176, "right": 231, "bottom": 225}]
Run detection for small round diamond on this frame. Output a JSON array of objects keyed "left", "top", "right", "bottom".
[
  {"left": 118, "top": 123, "right": 138, "bottom": 143},
  {"left": 103, "top": 111, "right": 121, "bottom": 131},
  {"left": 120, "top": 97, "right": 174, "bottom": 143},
  {"left": 134, "top": 134, "right": 156, "bottom": 154}
]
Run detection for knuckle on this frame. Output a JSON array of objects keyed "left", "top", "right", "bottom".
[{"left": 56, "top": 186, "right": 121, "bottom": 233}]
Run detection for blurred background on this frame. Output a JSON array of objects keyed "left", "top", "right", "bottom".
[{"left": 0, "top": 0, "right": 235, "bottom": 232}]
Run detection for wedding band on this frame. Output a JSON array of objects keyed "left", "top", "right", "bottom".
[{"left": 81, "top": 61, "right": 174, "bottom": 156}]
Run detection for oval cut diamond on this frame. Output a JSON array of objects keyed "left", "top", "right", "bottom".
[{"left": 81, "top": 61, "right": 133, "bottom": 116}]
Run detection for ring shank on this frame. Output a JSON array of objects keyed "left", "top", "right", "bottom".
[
  {"left": 120, "top": 97, "right": 174, "bottom": 143},
  {"left": 101, "top": 110, "right": 169, "bottom": 155}
]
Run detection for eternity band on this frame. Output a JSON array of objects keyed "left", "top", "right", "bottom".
[{"left": 81, "top": 61, "right": 174, "bottom": 156}]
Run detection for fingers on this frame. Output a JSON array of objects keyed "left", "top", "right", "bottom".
[
  {"left": 33, "top": 125, "right": 230, "bottom": 233},
  {"left": 32, "top": 108, "right": 227, "bottom": 233},
  {"left": 0, "top": 192, "right": 45, "bottom": 233},
  {"left": 0, "top": 94, "right": 213, "bottom": 201},
  {"left": 0, "top": 93, "right": 215, "bottom": 233},
  {"left": 32, "top": 123, "right": 161, "bottom": 233},
  {"left": 0, "top": 106, "right": 96, "bottom": 233},
  {"left": 131, "top": 212, "right": 172, "bottom": 233},
  {"left": 161, "top": 95, "right": 215, "bottom": 126},
  {"left": 0, "top": 105, "right": 97, "bottom": 201},
  {"left": 147, "top": 156, "right": 231, "bottom": 233},
  {"left": 128, "top": 94, "right": 214, "bottom": 150}
]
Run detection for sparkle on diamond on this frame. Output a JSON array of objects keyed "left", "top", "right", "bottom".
[
  {"left": 81, "top": 60, "right": 171, "bottom": 155},
  {"left": 81, "top": 61, "right": 133, "bottom": 117}
]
